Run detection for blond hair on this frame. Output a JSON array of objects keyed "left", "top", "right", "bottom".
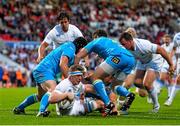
[{"left": 125, "top": 27, "right": 137, "bottom": 38}]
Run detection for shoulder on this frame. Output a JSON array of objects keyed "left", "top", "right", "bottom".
[
  {"left": 69, "top": 24, "right": 80, "bottom": 31},
  {"left": 60, "top": 79, "right": 72, "bottom": 87}
]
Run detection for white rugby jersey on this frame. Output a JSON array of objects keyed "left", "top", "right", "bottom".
[
  {"left": 43, "top": 24, "right": 83, "bottom": 49},
  {"left": 173, "top": 32, "right": 180, "bottom": 47},
  {"left": 55, "top": 78, "right": 85, "bottom": 96},
  {"left": 161, "top": 42, "right": 176, "bottom": 67},
  {"left": 161, "top": 42, "right": 174, "bottom": 53},
  {"left": 130, "top": 38, "right": 161, "bottom": 64}
]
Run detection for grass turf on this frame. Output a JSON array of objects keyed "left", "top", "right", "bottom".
[{"left": 0, "top": 87, "right": 180, "bottom": 125}]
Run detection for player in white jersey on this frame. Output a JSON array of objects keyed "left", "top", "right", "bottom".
[
  {"left": 37, "top": 64, "right": 104, "bottom": 117},
  {"left": 164, "top": 32, "right": 180, "bottom": 106},
  {"left": 37, "top": 11, "right": 83, "bottom": 63},
  {"left": 119, "top": 32, "right": 174, "bottom": 113},
  {"left": 122, "top": 28, "right": 148, "bottom": 97},
  {"left": 152, "top": 34, "right": 176, "bottom": 105}
]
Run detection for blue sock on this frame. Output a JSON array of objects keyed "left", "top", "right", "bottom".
[
  {"left": 93, "top": 80, "right": 110, "bottom": 106},
  {"left": 39, "top": 92, "right": 50, "bottom": 112},
  {"left": 18, "top": 94, "right": 38, "bottom": 110},
  {"left": 114, "top": 85, "right": 130, "bottom": 96}
]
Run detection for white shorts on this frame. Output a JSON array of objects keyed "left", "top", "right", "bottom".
[
  {"left": 161, "top": 57, "right": 177, "bottom": 73},
  {"left": 99, "top": 62, "right": 127, "bottom": 81},
  {"left": 136, "top": 58, "right": 163, "bottom": 72}
]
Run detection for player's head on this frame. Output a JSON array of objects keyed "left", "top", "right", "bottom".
[
  {"left": 73, "top": 37, "right": 88, "bottom": 54},
  {"left": 119, "top": 32, "right": 134, "bottom": 50},
  {"left": 68, "top": 64, "right": 84, "bottom": 85},
  {"left": 92, "top": 29, "right": 108, "bottom": 39},
  {"left": 162, "top": 34, "right": 171, "bottom": 45},
  {"left": 125, "top": 27, "right": 137, "bottom": 38},
  {"left": 57, "top": 11, "right": 70, "bottom": 32}
]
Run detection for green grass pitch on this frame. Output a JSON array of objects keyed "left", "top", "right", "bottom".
[{"left": 0, "top": 87, "right": 180, "bottom": 125}]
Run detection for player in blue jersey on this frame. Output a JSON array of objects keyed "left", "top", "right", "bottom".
[
  {"left": 75, "top": 36, "right": 136, "bottom": 116},
  {"left": 13, "top": 37, "right": 88, "bottom": 116}
]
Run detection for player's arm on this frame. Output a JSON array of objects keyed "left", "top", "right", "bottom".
[
  {"left": 75, "top": 48, "right": 88, "bottom": 64},
  {"left": 37, "top": 42, "right": 49, "bottom": 63},
  {"left": 60, "top": 56, "right": 69, "bottom": 78},
  {"left": 156, "top": 45, "right": 174, "bottom": 73}
]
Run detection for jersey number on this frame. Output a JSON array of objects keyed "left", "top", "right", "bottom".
[{"left": 111, "top": 57, "right": 120, "bottom": 64}]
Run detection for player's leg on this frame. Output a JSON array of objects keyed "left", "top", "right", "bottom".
[
  {"left": 165, "top": 74, "right": 180, "bottom": 106},
  {"left": 111, "top": 55, "right": 136, "bottom": 114},
  {"left": 91, "top": 65, "right": 115, "bottom": 116},
  {"left": 13, "top": 86, "right": 45, "bottom": 114},
  {"left": 144, "top": 69, "right": 160, "bottom": 113},
  {"left": 36, "top": 80, "right": 56, "bottom": 117}
]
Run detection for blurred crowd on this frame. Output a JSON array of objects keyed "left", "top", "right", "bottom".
[
  {"left": 0, "top": 0, "right": 180, "bottom": 87},
  {"left": 0, "top": 0, "right": 179, "bottom": 42}
]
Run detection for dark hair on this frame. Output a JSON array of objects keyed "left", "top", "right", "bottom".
[
  {"left": 119, "top": 32, "right": 133, "bottom": 42},
  {"left": 73, "top": 37, "right": 88, "bottom": 54},
  {"left": 57, "top": 11, "right": 70, "bottom": 21},
  {"left": 93, "top": 29, "right": 108, "bottom": 39}
]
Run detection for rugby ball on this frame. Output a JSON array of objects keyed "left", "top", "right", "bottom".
[{"left": 59, "top": 99, "right": 72, "bottom": 109}]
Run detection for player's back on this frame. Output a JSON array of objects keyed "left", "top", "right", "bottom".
[
  {"left": 35, "top": 42, "right": 75, "bottom": 74},
  {"left": 85, "top": 37, "right": 133, "bottom": 59}
]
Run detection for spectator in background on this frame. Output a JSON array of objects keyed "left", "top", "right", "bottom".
[
  {"left": 9, "top": 67, "right": 16, "bottom": 87},
  {"left": 2, "top": 69, "right": 9, "bottom": 88},
  {"left": 0, "top": 63, "right": 3, "bottom": 87},
  {"left": 16, "top": 69, "right": 23, "bottom": 87}
]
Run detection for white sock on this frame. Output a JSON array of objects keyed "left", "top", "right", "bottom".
[
  {"left": 149, "top": 88, "right": 159, "bottom": 107},
  {"left": 167, "top": 85, "right": 173, "bottom": 98},
  {"left": 169, "top": 84, "right": 180, "bottom": 102}
]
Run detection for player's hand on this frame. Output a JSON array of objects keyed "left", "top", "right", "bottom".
[
  {"left": 168, "top": 65, "right": 175, "bottom": 77},
  {"left": 36, "top": 56, "right": 44, "bottom": 63}
]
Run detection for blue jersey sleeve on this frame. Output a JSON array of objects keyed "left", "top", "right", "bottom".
[
  {"left": 84, "top": 39, "right": 96, "bottom": 53},
  {"left": 61, "top": 48, "right": 74, "bottom": 60}
]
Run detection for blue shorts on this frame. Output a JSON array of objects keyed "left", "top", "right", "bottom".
[
  {"left": 105, "top": 54, "right": 135, "bottom": 75},
  {"left": 33, "top": 69, "right": 55, "bottom": 85}
]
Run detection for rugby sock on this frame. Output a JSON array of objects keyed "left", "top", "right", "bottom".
[
  {"left": 169, "top": 84, "right": 180, "bottom": 102},
  {"left": 167, "top": 85, "right": 173, "bottom": 98},
  {"left": 155, "top": 78, "right": 164, "bottom": 87},
  {"left": 18, "top": 94, "right": 38, "bottom": 110},
  {"left": 148, "top": 88, "right": 159, "bottom": 107},
  {"left": 93, "top": 80, "right": 110, "bottom": 106},
  {"left": 39, "top": 92, "right": 51, "bottom": 112},
  {"left": 114, "top": 85, "right": 130, "bottom": 97}
]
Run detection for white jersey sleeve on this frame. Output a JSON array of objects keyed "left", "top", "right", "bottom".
[
  {"left": 131, "top": 38, "right": 158, "bottom": 63},
  {"left": 173, "top": 32, "right": 180, "bottom": 47},
  {"left": 55, "top": 79, "right": 73, "bottom": 93}
]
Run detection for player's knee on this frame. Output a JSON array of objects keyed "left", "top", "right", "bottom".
[
  {"left": 138, "top": 89, "right": 148, "bottom": 97},
  {"left": 134, "top": 83, "right": 145, "bottom": 89},
  {"left": 177, "top": 76, "right": 180, "bottom": 84},
  {"left": 48, "top": 95, "right": 55, "bottom": 104}
]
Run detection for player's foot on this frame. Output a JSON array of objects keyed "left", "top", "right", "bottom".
[
  {"left": 36, "top": 111, "right": 50, "bottom": 117},
  {"left": 120, "top": 93, "right": 135, "bottom": 111},
  {"left": 110, "top": 111, "right": 118, "bottom": 116},
  {"left": 164, "top": 99, "right": 172, "bottom": 106},
  {"left": 151, "top": 104, "right": 160, "bottom": 113},
  {"left": 13, "top": 107, "right": 25, "bottom": 114},
  {"left": 147, "top": 96, "right": 153, "bottom": 104},
  {"left": 119, "top": 110, "right": 128, "bottom": 115},
  {"left": 102, "top": 102, "right": 115, "bottom": 117}
]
